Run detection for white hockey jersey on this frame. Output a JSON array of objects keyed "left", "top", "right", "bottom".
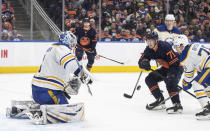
[
  {"left": 32, "top": 43, "right": 82, "bottom": 91},
  {"left": 154, "top": 25, "right": 181, "bottom": 43},
  {"left": 179, "top": 43, "right": 210, "bottom": 82}
]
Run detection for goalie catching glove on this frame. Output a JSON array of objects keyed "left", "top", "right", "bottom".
[{"left": 65, "top": 75, "right": 82, "bottom": 95}]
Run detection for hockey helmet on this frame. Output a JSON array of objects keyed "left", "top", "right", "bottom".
[
  {"left": 165, "top": 14, "right": 175, "bottom": 21},
  {"left": 173, "top": 35, "right": 189, "bottom": 47},
  {"left": 59, "top": 31, "right": 77, "bottom": 48},
  {"left": 146, "top": 31, "right": 158, "bottom": 40}
]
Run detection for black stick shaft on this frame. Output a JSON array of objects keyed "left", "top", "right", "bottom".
[
  {"left": 98, "top": 55, "right": 124, "bottom": 65},
  {"left": 124, "top": 71, "right": 143, "bottom": 98}
]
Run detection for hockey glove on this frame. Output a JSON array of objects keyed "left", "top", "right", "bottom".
[
  {"left": 182, "top": 79, "right": 192, "bottom": 90},
  {"left": 138, "top": 60, "right": 151, "bottom": 71},
  {"left": 65, "top": 76, "right": 82, "bottom": 95}
]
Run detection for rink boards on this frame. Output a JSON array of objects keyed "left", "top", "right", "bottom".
[{"left": 0, "top": 41, "right": 209, "bottom": 73}]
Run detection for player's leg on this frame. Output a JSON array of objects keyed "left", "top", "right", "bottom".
[
  {"left": 26, "top": 103, "right": 85, "bottom": 125},
  {"left": 145, "top": 68, "right": 166, "bottom": 110},
  {"left": 193, "top": 68, "right": 210, "bottom": 120},
  {"left": 75, "top": 47, "right": 84, "bottom": 61},
  {"left": 85, "top": 51, "right": 95, "bottom": 71},
  {"left": 165, "top": 67, "right": 183, "bottom": 113}
]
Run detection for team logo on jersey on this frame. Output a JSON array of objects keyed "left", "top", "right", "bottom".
[{"left": 80, "top": 37, "right": 90, "bottom": 46}]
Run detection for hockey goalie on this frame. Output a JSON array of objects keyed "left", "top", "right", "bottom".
[{"left": 6, "top": 31, "right": 94, "bottom": 124}]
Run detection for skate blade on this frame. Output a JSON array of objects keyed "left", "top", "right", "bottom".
[
  {"left": 167, "top": 109, "right": 183, "bottom": 114},
  {"left": 196, "top": 115, "right": 210, "bottom": 120},
  {"left": 146, "top": 104, "right": 166, "bottom": 110}
]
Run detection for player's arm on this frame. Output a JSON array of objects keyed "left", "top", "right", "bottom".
[
  {"left": 138, "top": 47, "right": 152, "bottom": 71},
  {"left": 55, "top": 46, "right": 82, "bottom": 76}
]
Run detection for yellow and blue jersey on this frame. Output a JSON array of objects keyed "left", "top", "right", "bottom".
[
  {"left": 154, "top": 25, "right": 181, "bottom": 43},
  {"left": 32, "top": 43, "right": 82, "bottom": 91},
  {"left": 179, "top": 43, "right": 210, "bottom": 87}
]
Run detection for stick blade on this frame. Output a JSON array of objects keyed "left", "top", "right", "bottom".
[{"left": 123, "top": 93, "right": 132, "bottom": 98}]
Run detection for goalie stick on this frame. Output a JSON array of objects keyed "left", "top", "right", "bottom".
[{"left": 124, "top": 71, "right": 143, "bottom": 99}]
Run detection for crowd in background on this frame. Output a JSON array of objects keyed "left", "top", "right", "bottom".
[
  {"left": 1, "top": 0, "right": 23, "bottom": 41},
  {"left": 13, "top": 0, "right": 210, "bottom": 42}
]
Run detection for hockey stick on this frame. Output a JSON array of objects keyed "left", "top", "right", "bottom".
[
  {"left": 76, "top": 46, "right": 126, "bottom": 65},
  {"left": 177, "top": 86, "right": 196, "bottom": 98},
  {"left": 86, "top": 84, "right": 93, "bottom": 96},
  {"left": 124, "top": 71, "right": 143, "bottom": 99},
  {"left": 147, "top": 88, "right": 182, "bottom": 110},
  {"left": 98, "top": 55, "right": 125, "bottom": 65}
]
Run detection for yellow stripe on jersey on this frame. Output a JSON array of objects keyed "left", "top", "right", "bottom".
[
  {"left": 32, "top": 78, "right": 64, "bottom": 90},
  {"left": 61, "top": 54, "right": 74, "bottom": 66},
  {"left": 195, "top": 92, "right": 207, "bottom": 97},
  {"left": 180, "top": 44, "right": 193, "bottom": 64},
  {"left": 156, "top": 30, "right": 180, "bottom": 35},
  {"left": 46, "top": 76, "right": 67, "bottom": 87},
  {"left": 185, "top": 71, "right": 194, "bottom": 77},
  {"left": 198, "top": 68, "right": 210, "bottom": 84},
  {"left": 52, "top": 45, "right": 60, "bottom": 47},
  {"left": 48, "top": 90, "right": 58, "bottom": 104}
]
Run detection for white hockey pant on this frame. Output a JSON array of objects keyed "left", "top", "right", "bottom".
[{"left": 192, "top": 81, "right": 210, "bottom": 108}]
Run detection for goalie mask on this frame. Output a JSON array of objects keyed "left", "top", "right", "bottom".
[{"left": 59, "top": 31, "right": 77, "bottom": 49}]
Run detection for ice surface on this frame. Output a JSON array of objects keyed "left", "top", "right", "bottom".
[{"left": 0, "top": 73, "right": 209, "bottom": 131}]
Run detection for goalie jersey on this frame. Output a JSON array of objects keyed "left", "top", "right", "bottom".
[
  {"left": 179, "top": 43, "right": 210, "bottom": 83},
  {"left": 32, "top": 43, "right": 82, "bottom": 91},
  {"left": 154, "top": 25, "right": 181, "bottom": 43}
]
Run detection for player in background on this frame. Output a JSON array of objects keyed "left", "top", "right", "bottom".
[
  {"left": 74, "top": 18, "right": 97, "bottom": 71},
  {"left": 6, "top": 31, "right": 94, "bottom": 124},
  {"left": 173, "top": 35, "right": 210, "bottom": 120},
  {"left": 154, "top": 14, "right": 181, "bottom": 43},
  {"left": 138, "top": 32, "right": 183, "bottom": 113}
]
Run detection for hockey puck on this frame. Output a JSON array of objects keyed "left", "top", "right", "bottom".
[{"left": 137, "top": 85, "right": 141, "bottom": 90}]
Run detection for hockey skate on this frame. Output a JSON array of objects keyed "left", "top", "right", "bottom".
[
  {"left": 146, "top": 97, "right": 166, "bottom": 110},
  {"left": 166, "top": 103, "right": 183, "bottom": 114},
  {"left": 195, "top": 103, "right": 210, "bottom": 120},
  {"left": 6, "top": 100, "right": 37, "bottom": 119}
]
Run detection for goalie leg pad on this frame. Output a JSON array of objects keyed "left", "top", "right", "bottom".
[{"left": 27, "top": 103, "right": 85, "bottom": 125}]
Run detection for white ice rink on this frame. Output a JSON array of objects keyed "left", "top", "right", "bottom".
[{"left": 0, "top": 73, "right": 209, "bottom": 131}]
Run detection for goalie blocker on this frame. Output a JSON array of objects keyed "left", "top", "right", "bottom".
[{"left": 6, "top": 100, "right": 85, "bottom": 125}]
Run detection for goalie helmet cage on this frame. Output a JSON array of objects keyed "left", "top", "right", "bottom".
[{"left": 17, "top": 0, "right": 61, "bottom": 40}]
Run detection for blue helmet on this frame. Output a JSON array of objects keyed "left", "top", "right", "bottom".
[{"left": 59, "top": 31, "right": 77, "bottom": 48}]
